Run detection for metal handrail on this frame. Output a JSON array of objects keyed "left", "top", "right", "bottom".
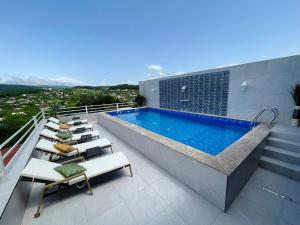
[
  {"left": 0, "top": 102, "right": 134, "bottom": 170},
  {"left": 56, "top": 102, "right": 135, "bottom": 116},
  {"left": 0, "top": 110, "right": 45, "bottom": 171},
  {"left": 250, "top": 107, "right": 279, "bottom": 129}
]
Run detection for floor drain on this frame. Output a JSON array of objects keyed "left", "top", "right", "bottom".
[{"left": 262, "top": 186, "right": 293, "bottom": 202}]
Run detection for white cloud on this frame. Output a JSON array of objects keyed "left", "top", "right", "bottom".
[
  {"left": 174, "top": 71, "right": 185, "bottom": 75},
  {"left": 48, "top": 77, "right": 84, "bottom": 85},
  {"left": 100, "top": 78, "right": 108, "bottom": 86},
  {"left": 0, "top": 74, "right": 86, "bottom": 86},
  {"left": 147, "top": 64, "right": 163, "bottom": 71},
  {"left": 126, "top": 81, "right": 138, "bottom": 85},
  {"left": 146, "top": 64, "right": 166, "bottom": 78},
  {"left": 215, "top": 63, "right": 237, "bottom": 68}
]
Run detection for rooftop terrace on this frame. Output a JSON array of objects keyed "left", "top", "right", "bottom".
[{"left": 19, "top": 119, "right": 300, "bottom": 225}]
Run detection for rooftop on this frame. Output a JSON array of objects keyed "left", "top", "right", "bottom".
[{"left": 20, "top": 120, "right": 300, "bottom": 225}]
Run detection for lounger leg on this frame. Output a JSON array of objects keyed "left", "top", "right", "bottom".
[
  {"left": 83, "top": 173, "right": 93, "bottom": 195},
  {"left": 35, "top": 187, "right": 48, "bottom": 218},
  {"left": 110, "top": 145, "right": 113, "bottom": 153},
  {"left": 129, "top": 165, "right": 133, "bottom": 177}
]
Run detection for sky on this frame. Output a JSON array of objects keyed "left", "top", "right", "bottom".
[{"left": 0, "top": 0, "right": 299, "bottom": 86}]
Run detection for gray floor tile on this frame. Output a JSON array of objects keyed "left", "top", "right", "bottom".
[
  {"left": 233, "top": 195, "right": 281, "bottom": 225},
  {"left": 286, "top": 179, "right": 300, "bottom": 204},
  {"left": 170, "top": 189, "right": 221, "bottom": 225},
  {"left": 87, "top": 202, "right": 137, "bottom": 225},
  {"left": 151, "top": 176, "right": 188, "bottom": 205},
  {"left": 146, "top": 207, "right": 187, "bottom": 225},
  {"left": 280, "top": 199, "right": 300, "bottom": 225},
  {"left": 124, "top": 186, "right": 167, "bottom": 225},
  {"left": 238, "top": 180, "right": 284, "bottom": 216},
  {"left": 212, "top": 204, "right": 252, "bottom": 225},
  {"left": 84, "top": 181, "right": 124, "bottom": 218},
  {"left": 114, "top": 173, "right": 148, "bottom": 201}
]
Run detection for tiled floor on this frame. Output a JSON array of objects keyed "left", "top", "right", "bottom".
[{"left": 22, "top": 122, "right": 300, "bottom": 225}]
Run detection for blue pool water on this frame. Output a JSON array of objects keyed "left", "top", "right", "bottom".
[{"left": 108, "top": 108, "right": 253, "bottom": 155}]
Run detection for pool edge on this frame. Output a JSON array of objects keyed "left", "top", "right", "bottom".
[{"left": 98, "top": 110, "right": 270, "bottom": 211}]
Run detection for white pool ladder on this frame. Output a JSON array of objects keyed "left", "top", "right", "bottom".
[{"left": 250, "top": 107, "right": 279, "bottom": 130}]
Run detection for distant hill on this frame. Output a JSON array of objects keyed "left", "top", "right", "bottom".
[
  {"left": 0, "top": 84, "right": 68, "bottom": 97},
  {"left": 72, "top": 84, "right": 139, "bottom": 90},
  {"left": 0, "top": 84, "right": 40, "bottom": 97},
  {"left": 109, "top": 84, "right": 139, "bottom": 90}
]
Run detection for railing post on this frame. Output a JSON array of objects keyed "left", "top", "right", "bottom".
[
  {"left": 41, "top": 108, "right": 45, "bottom": 120},
  {"left": 33, "top": 116, "right": 38, "bottom": 129},
  {"left": 85, "top": 105, "right": 88, "bottom": 116},
  {"left": 0, "top": 149, "right": 4, "bottom": 175},
  {"left": 116, "top": 103, "right": 119, "bottom": 111}
]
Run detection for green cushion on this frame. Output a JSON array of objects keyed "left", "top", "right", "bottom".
[
  {"left": 54, "top": 163, "right": 86, "bottom": 178},
  {"left": 55, "top": 132, "right": 73, "bottom": 140}
]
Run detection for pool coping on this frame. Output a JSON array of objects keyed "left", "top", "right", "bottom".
[{"left": 101, "top": 107, "right": 270, "bottom": 176}]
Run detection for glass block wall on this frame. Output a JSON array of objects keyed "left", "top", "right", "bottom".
[{"left": 159, "top": 71, "right": 230, "bottom": 116}]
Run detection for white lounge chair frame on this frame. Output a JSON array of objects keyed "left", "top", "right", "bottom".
[
  {"left": 21, "top": 152, "right": 132, "bottom": 218},
  {"left": 44, "top": 121, "right": 93, "bottom": 133},
  {"left": 35, "top": 138, "right": 113, "bottom": 161},
  {"left": 39, "top": 128, "right": 100, "bottom": 144},
  {"left": 48, "top": 117, "right": 88, "bottom": 125}
]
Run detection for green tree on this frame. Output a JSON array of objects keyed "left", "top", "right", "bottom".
[
  {"left": 134, "top": 95, "right": 146, "bottom": 107},
  {"left": 0, "top": 113, "right": 30, "bottom": 143}
]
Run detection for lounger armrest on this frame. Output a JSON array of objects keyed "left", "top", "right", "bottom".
[{"left": 44, "top": 172, "right": 87, "bottom": 189}]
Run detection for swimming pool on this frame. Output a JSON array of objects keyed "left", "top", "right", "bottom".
[{"left": 108, "top": 108, "right": 253, "bottom": 155}]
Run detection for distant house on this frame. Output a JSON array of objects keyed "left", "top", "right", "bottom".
[
  {"left": 6, "top": 100, "right": 16, "bottom": 104},
  {"left": 11, "top": 112, "right": 27, "bottom": 116}
]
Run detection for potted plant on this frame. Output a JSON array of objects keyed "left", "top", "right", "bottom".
[
  {"left": 134, "top": 95, "right": 146, "bottom": 107},
  {"left": 290, "top": 84, "right": 300, "bottom": 126}
]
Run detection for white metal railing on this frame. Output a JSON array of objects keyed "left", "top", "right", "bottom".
[
  {"left": 56, "top": 102, "right": 135, "bottom": 117},
  {"left": 0, "top": 110, "right": 45, "bottom": 173},
  {"left": 0, "top": 102, "right": 135, "bottom": 174}
]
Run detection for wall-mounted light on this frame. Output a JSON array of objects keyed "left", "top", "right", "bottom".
[
  {"left": 241, "top": 81, "right": 248, "bottom": 91},
  {"left": 181, "top": 85, "right": 187, "bottom": 93}
]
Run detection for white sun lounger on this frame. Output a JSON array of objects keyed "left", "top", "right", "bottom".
[
  {"left": 35, "top": 138, "right": 113, "bottom": 160},
  {"left": 21, "top": 152, "right": 132, "bottom": 218},
  {"left": 44, "top": 121, "right": 93, "bottom": 133},
  {"left": 40, "top": 129, "right": 99, "bottom": 143},
  {"left": 48, "top": 117, "right": 88, "bottom": 125}
]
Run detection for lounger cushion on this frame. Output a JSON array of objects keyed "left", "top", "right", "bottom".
[
  {"left": 68, "top": 119, "right": 88, "bottom": 125},
  {"left": 59, "top": 124, "right": 71, "bottom": 129},
  {"left": 45, "top": 122, "right": 93, "bottom": 132},
  {"left": 21, "top": 159, "right": 65, "bottom": 182},
  {"left": 54, "top": 163, "right": 86, "bottom": 178},
  {"left": 55, "top": 132, "right": 73, "bottom": 140},
  {"left": 40, "top": 129, "right": 99, "bottom": 142},
  {"left": 48, "top": 117, "right": 60, "bottom": 124},
  {"left": 22, "top": 152, "right": 130, "bottom": 185},
  {"left": 36, "top": 138, "right": 111, "bottom": 156},
  {"left": 69, "top": 152, "right": 130, "bottom": 185},
  {"left": 53, "top": 144, "right": 75, "bottom": 153}
]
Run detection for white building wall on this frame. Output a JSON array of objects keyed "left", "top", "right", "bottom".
[{"left": 139, "top": 55, "right": 300, "bottom": 125}]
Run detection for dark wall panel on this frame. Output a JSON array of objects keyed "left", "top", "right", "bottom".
[{"left": 159, "top": 71, "right": 229, "bottom": 116}]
